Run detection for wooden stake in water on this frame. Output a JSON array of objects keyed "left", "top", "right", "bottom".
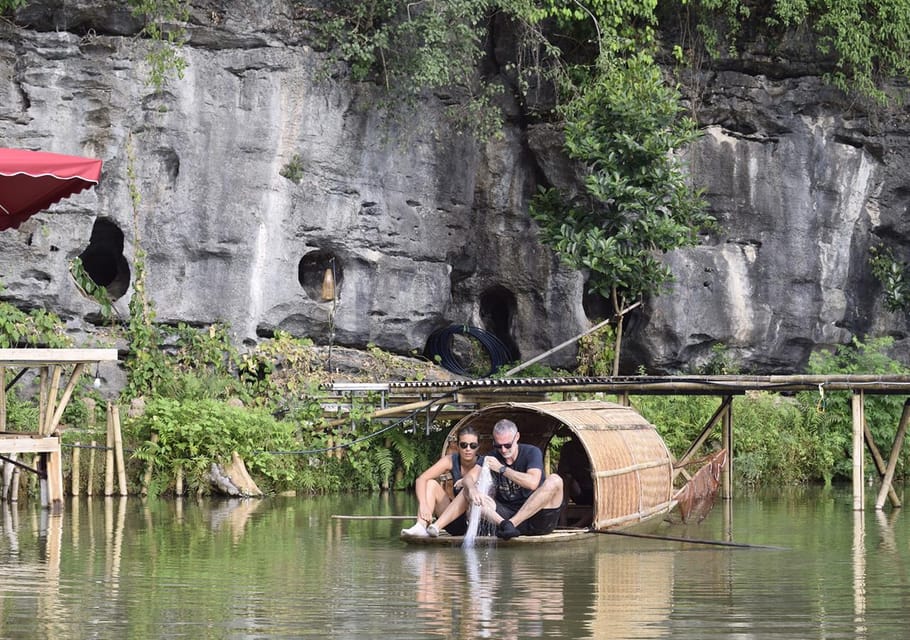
[{"left": 462, "top": 463, "right": 494, "bottom": 549}]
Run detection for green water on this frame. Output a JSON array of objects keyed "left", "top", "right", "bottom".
[{"left": 0, "top": 486, "right": 908, "bottom": 639}]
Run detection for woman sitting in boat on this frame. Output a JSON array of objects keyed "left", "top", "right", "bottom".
[
  {"left": 400, "top": 426, "right": 485, "bottom": 538},
  {"left": 426, "top": 418, "right": 564, "bottom": 540}
]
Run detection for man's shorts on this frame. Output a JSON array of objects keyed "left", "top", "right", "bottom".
[{"left": 495, "top": 502, "right": 562, "bottom": 536}]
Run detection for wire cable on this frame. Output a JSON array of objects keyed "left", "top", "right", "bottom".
[{"left": 424, "top": 324, "right": 513, "bottom": 377}]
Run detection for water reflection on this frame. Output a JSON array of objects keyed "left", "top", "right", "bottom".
[
  {"left": 0, "top": 489, "right": 909, "bottom": 638},
  {"left": 403, "top": 544, "right": 585, "bottom": 639}
]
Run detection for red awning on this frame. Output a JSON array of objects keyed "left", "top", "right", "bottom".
[{"left": 0, "top": 147, "right": 103, "bottom": 231}]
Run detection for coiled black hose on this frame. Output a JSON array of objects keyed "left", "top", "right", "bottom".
[{"left": 424, "top": 325, "right": 513, "bottom": 378}]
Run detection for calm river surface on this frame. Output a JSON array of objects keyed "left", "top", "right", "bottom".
[{"left": 1, "top": 486, "right": 908, "bottom": 639}]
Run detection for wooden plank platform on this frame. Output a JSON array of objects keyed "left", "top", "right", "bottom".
[
  {"left": 399, "top": 527, "right": 595, "bottom": 546},
  {"left": 1, "top": 349, "right": 118, "bottom": 512}
]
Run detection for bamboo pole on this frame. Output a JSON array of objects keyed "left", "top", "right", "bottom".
[
  {"left": 47, "top": 362, "right": 85, "bottom": 434},
  {"left": 1, "top": 452, "right": 13, "bottom": 500},
  {"left": 141, "top": 433, "right": 158, "bottom": 496},
  {"left": 852, "top": 392, "right": 865, "bottom": 511},
  {"left": 175, "top": 466, "right": 183, "bottom": 496},
  {"left": 502, "top": 315, "right": 616, "bottom": 377},
  {"left": 673, "top": 396, "right": 731, "bottom": 479},
  {"left": 875, "top": 399, "right": 910, "bottom": 510},
  {"left": 9, "top": 461, "right": 19, "bottom": 501},
  {"left": 38, "top": 368, "right": 48, "bottom": 434},
  {"left": 87, "top": 439, "right": 96, "bottom": 497},
  {"left": 112, "top": 405, "right": 127, "bottom": 497},
  {"left": 863, "top": 420, "right": 900, "bottom": 508},
  {"left": 722, "top": 399, "right": 733, "bottom": 500},
  {"left": 324, "top": 397, "right": 451, "bottom": 428},
  {"left": 104, "top": 403, "right": 114, "bottom": 496},
  {"left": 42, "top": 365, "right": 62, "bottom": 435},
  {"left": 71, "top": 442, "right": 81, "bottom": 497},
  {"left": 0, "top": 365, "right": 6, "bottom": 430}
]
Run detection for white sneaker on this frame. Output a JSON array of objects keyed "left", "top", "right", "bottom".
[
  {"left": 426, "top": 524, "right": 440, "bottom": 537},
  {"left": 401, "top": 522, "right": 428, "bottom": 537}
]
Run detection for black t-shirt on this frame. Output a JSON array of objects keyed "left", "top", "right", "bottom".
[{"left": 492, "top": 443, "right": 544, "bottom": 508}]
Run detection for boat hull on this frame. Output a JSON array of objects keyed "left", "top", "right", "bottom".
[{"left": 400, "top": 527, "right": 596, "bottom": 546}]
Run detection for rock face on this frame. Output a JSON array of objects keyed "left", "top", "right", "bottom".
[{"left": 0, "top": 2, "right": 907, "bottom": 375}]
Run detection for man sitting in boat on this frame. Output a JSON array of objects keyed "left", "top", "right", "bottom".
[
  {"left": 401, "top": 426, "right": 485, "bottom": 537},
  {"left": 427, "top": 418, "right": 564, "bottom": 540}
]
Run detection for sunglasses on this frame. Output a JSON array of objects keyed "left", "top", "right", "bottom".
[
  {"left": 458, "top": 441, "right": 479, "bottom": 450},
  {"left": 494, "top": 435, "right": 517, "bottom": 450}
]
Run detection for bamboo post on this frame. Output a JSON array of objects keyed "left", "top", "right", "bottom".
[
  {"left": 673, "top": 396, "right": 732, "bottom": 480},
  {"left": 863, "top": 420, "right": 900, "bottom": 508},
  {"left": 104, "top": 403, "right": 114, "bottom": 496},
  {"left": 0, "top": 365, "right": 6, "bottom": 430},
  {"left": 1, "top": 452, "right": 13, "bottom": 500},
  {"left": 852, "top": 391, "right": 865, "bottom": 511},
  {"left": 48, "top": 362, "right": 85, "bottom": 434},
  {"left": 140, "top": 433, "right": 158, "bottom": 496},
  {"left": 112, "top": 405, "right": 127, "bottom": 497},
  {"left": 875, "top": 399, "right": 910, "bottom": 510},
  {"left": 45, "top": 444, "right": 64, "bottom": 513},
  {"left": 175, "top": 466, "right": 184, "bottom": 496},
  {"left": 72, "top": 442, "right": 81, "bottom": 497},
  {"left": 10, "top": 462, "right": 19, "bottom": 501},
  {"left": 42, "top": 365, "right": 62, "bottom": 435},
  {"left": 87, "top": 439, "right": 96, "bottom": 497},
  {"left": 38, "top": 367, "right": 48, "bottom": 434},
  {"left": 722, "top": 399, "right": 733, "bottom": 500}
]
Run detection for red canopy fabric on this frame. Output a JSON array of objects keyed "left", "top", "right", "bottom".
[{"left": 0, "top": 147, "right": 103, "bottom": 231}]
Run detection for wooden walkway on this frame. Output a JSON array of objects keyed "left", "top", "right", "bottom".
[
  {"left": 331, "top": 374, "right": 910, "bottom": 512},
  {"left": 0, "top": 348, "right": 118, "bottom": 512}
]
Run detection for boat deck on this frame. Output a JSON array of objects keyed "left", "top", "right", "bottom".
[{"left": 400, "top": 527, "right": 595, "bottom": 546}]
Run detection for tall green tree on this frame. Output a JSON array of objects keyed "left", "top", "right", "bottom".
[{"left": 530, "top": 48, "right": 712, "bottom": 374}]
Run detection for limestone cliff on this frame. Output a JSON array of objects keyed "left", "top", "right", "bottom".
[{"left": 0, "top": 1, "right": 907, "bottom": 375}]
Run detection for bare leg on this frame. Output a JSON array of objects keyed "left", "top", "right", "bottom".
[
  {"left": 431, "top": 490, "right": 469, "bottom": 531},
  {"left": 403, "top": 479, "right": 453, "bottom": 536},
  {"left": 424, "top": 479, "right": 451, "bottom": 520},
  {"left": 505, "top": 474, "right": 564, "bottom": 528}
]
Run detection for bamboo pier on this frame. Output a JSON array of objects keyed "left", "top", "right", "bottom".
[
  {"left": 0, "top": 348, "right": 118, "bottom": 511},
  {"left": 330, "top": 374, "right": 910, "bottom": 511}
]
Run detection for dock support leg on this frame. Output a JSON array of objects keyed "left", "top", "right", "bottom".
[
  {"left": 722, "top": 400, "right": 733, "bottom": 500},
  {"left": 875, "top": 399, "right": 910, "bottom": 510},
  {"left": 852, "top": 391, "right": 865, "bottom": 511}
]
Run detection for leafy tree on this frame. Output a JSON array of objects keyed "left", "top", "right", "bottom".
[{"left": 530, "top": 49, "right": 712, "bottom": 373}]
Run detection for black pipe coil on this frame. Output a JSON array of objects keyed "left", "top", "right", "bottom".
[{"left": 424, "top": 325, "right": 513, "bottom": 378}]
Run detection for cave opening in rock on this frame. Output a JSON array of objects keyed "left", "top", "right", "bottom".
[
  {"left": 479, "top": 285, "right": 519, "bottom": 361},
  {"left": 77, "top": 218, "right": 131, "bottom": 300},
  {"left": 298, "top": 250, "right": 343, "bottom": 301},
  {"left": 582, "top": 282, "right": 613, "bottom": 322}
]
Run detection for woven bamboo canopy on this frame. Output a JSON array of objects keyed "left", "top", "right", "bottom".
[{"left": 443, "top": 400, "right": 675, "bottom": 531}]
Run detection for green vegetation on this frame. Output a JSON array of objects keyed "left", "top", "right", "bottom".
[
  {"left": 870, "top": 244, "right": 910, "bottom": 312},
  {"left": 636, "top": 337, "right": 910, "bottom": 486},
  {"left": 0, "top": 283, "right": 70, "bottom": 348},
  {"left": 0, "top": 0, "right": 25, "bottom": 12},
  {"left": 530, "top": 47, "right": 713, "bottom": 373},
  {"left": 679, "top": 0, "right": 910, "bottom": 104},
  {"left": 128, "top": 0, "right": 189, "bottom": 89},
  {"left": 4, "top": 1, "right": 910, "bottom": 497}
]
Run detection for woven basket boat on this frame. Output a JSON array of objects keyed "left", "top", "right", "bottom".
[{"left": 401, "top": 400, "right": 679, "bottom": 543}]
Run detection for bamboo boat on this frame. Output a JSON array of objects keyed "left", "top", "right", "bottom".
[{"left": 400, "top": 400, "right": 724, "bottom": 545}]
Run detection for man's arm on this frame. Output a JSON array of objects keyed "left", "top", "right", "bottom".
[{"left": 486, "top": 452, "right": 542, "bottom": 490}]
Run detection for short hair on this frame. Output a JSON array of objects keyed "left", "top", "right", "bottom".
[{"left": 492, "top": 419, "right": 518, "bottom": 438}]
